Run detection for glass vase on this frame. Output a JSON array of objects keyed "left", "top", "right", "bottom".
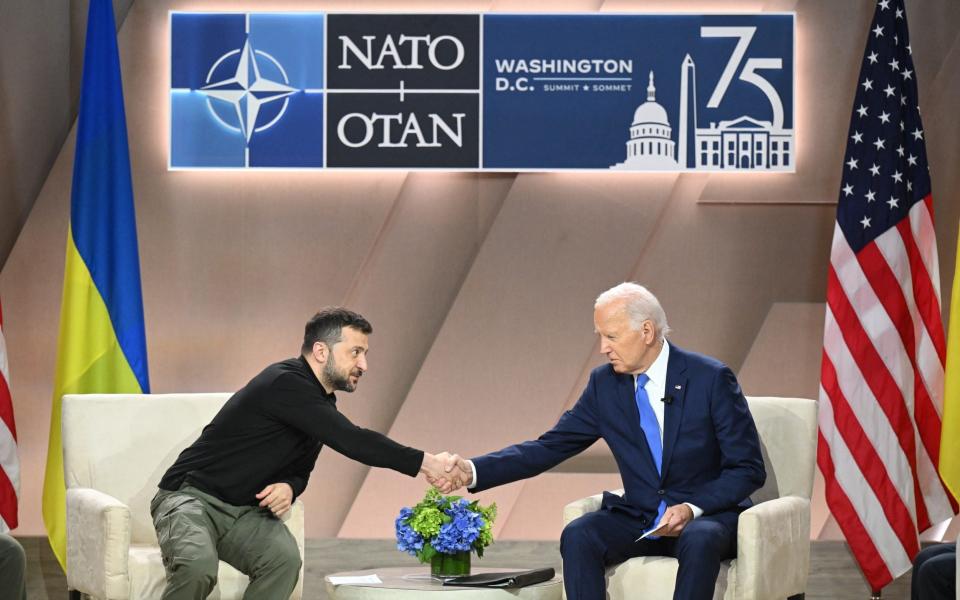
[{"left": 431, "top": 551, "right": 471, "bottom": 577}]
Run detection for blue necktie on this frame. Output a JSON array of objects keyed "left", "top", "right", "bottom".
[{"left": 636, "top": 373, "right": 666, "bottom": 538}]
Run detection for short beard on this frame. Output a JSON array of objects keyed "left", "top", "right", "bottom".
[{"left": 322, "top": 353, "right": 357, "bottom": 392}]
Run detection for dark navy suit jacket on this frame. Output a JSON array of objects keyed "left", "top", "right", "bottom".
[{"left": 471, "top": 344, "right": 765, "bottom": 528}]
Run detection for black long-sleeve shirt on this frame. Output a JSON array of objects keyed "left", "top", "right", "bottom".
[{"left": 159, "top": 356, "right": 424, "bottom": 506}]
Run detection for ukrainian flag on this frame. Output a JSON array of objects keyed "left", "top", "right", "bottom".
[
  {"left": 942, "top": 222, "right": 960, "bottom": 503},
  {"left": 42, "top": 0, "right": 150, "bottom": 569}
]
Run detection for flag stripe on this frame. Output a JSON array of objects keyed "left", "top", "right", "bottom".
[
  {"left": 831, "top": 226, "right": 915, "bottom": 399},
  {"left": 909, "top": 196, "right": 942, "bottom": 301},
  {"left": 817, "top": 432, "right": 894, "bottom": 588},
  {"left": 864, "top": 224, "right": 955, "bottom": 524},
  {"left": 897, "top": 217, "right": 946, "bottom": 363},
  {"left": 0, "top": 465, "right": 17, "bottom": 532},
  {"left": 0, "top": 374, "right": 14, "bottom": 441},
  {"left": 69, "top": 0, "right": 149, "bottom": 395},
  {"left": 818, "top": 378, "right": 905, "bottom": 587},
  {"left": 827, "top": 264, "right": 918, "bottom": 466},
  {"left": 823, "top": 338, "right": 917, "bottom": 553},
  {"left": 827, "top": 223, "right": 955, "bottom": 523},
  {"left": 43, "top": 233, "right": 145, "bottom": 567},
  {"left": 0, "top": 319, "right": 8, "bottom": 385},
  {"left": 872, "top": 213, "right": 945, "bottom": 412},
  {"left": 0, "top": 297, "right": 18, "bottom": 533},
  {"left": 822, "top": 312, "right": 920, "bottom": 553}
]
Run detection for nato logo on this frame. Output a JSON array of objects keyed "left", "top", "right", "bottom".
[{"left": 170, "top": 13, "right": 324, "bottom": 168}]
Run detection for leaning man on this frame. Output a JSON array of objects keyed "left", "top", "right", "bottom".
[{"left": 152, "top": 307, "right": 451, "bottom": 599}]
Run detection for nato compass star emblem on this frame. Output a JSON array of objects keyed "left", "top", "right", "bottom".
[{"left": 199, "top": 38, "right": 296, "bottom": 143}]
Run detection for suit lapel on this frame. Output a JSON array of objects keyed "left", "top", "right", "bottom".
[
  {"left": 615, "top": 372, "right": 643, "bottom": 440},
  {"left": 660, "top": 346, "right": 688, "bottom": 482}
]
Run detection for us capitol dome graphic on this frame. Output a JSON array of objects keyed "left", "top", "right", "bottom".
[{"left": 610, "top": 71, "right": 678, "bottom": 170}]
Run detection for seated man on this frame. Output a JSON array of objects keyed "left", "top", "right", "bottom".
[
  {"left": 153, "top": 307, "right": 454, "bottom": 600},
  {"left": 912, "top": 541, "right": 956, "bottom": 600},
  {"left": 441, "top": 283, "right": 765, "bottom": 600}
]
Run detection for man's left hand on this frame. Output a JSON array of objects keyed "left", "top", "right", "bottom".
[
  {"left": 658, "top": 503, "right": 694, "bottom": 537},
  {"left": 256, "top": 482, "right": 294, "bottom": 517}
]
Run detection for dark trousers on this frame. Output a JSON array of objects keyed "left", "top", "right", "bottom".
[
  {"left": 560, "top": 508, "right": 738, "bottom": 600},
  {"left": 911, "top": 542, "right": 956, "bottom": 600},
  {"left": 0, "top": 533, "right": 26, "bottom": 600}
]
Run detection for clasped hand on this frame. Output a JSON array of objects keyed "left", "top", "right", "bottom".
[{"left": 420, "top": 452, "right": 473, "bottom": 493}]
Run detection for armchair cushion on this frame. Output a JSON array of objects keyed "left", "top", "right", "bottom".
[{"left": 62, "top": 394, "right": 305, "bottom": 599}]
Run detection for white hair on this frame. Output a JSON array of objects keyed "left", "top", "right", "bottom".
[{"left": 595, "top": 282, "right": 671, "bottom": 341}]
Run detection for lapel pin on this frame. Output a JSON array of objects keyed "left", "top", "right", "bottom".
[{"left": 674, "top": 385, "right": 681, "bottom": 390}]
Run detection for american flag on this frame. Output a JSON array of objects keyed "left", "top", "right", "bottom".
[
  {"left": 0, "top": 297, "right": 18, "bottom": 532},
  {"left": 817, "top": 0, "right": 958, "bottom": 591}
]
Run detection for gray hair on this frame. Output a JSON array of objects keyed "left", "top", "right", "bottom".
[{"left": 595, "top": 282, "right": 671, "bottom": 341}]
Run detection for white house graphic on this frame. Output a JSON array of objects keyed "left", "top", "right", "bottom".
[{"left": 611, "top": 54, "right": 793, "bottom": 171}]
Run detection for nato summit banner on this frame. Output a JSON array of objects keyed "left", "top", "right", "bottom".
[{"left": 170, "top": 12, "right": 794, "bottom": 171}]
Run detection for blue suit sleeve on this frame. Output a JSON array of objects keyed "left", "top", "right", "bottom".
[
  {"left": 470, "top": 376, "right": 602, "bottom": 492},
  {"left": 691, "top": 367, "right": 766, "bottom": 514}
]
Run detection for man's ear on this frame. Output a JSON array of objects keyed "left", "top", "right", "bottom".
[
  {"left": 642, "top": 320, "right": 657, "bottom": 344},
  {"left": 312, "top": 341, "right": 329, "bottom": 362}
]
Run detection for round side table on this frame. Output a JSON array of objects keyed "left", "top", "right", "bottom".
[{"left": 325, "top": 566, "right": 563, "bottom": 599}]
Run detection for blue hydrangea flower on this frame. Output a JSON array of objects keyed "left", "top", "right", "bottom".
[
  {"left": 432, "top": 499, "right": 485, "bottom": 554},
  {"left": 395, "top": 507, "right": 424, "bottom": 556}
]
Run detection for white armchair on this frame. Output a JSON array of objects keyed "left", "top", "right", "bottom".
[
  {"left": 563, "top": 396, "right": 817, "bottom": 600},
  {"left": 62, "top": 394, "right": 305, "bottom": 600}
]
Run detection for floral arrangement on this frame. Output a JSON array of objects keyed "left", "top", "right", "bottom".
[{"left": 395, "top": 488, "right": 497, "bottom": 565}]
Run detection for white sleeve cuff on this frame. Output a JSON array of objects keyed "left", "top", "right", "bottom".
[
  {"left": 465, "top": 459, "right": 478, "bottom": 490},
  {"left": 684, "top": 502, "right": 703, "bottom": 519}
]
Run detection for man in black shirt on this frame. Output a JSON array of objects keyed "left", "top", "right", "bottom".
[{"left": 152, "top": 308, "right": 453, "bottom": 600}]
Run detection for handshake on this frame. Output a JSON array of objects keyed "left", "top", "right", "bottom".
[{"left": 419, "top": 452, "right": 474, "bottom": 494}]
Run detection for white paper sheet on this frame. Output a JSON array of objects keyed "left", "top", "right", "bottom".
[
  {"left": 327, "top": 574, "right": 383, "bottom": 586},
  {"left": 635, "top": 520, "right": 670, "bottom": 541}
]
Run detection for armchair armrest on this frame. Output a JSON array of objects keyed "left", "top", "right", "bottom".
[
  {"left": 280, "top": 499, "right": 305, "bottom": 600},
  {"left": 733, "top": 495, "right": 810, "bottom": 600},
  {"left": 563, "top": 489, "right": 623, "bottom": 526},
  {"left": 66, "top": 487, "right": 132, "bottom": 600}
]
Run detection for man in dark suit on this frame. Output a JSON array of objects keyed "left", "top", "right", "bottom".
[{"left": 442, "top": 283, "right": 766, "bottom": 600}]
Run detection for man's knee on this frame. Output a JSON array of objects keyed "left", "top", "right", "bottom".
[
  {"left": 256, "top": 533, "right": 301, "bottom": 577},
  {"left": 676, "top": 519, "right": 729, "bottom": 557},
  {"left": 169, "top": 549, "right": 220, "bottom": 588},
  {"left": 560, "top": 515, "right": 603, "bottom": 558},
  {"left": 0, "top": 534, "right": 26, "bottom": 570}
]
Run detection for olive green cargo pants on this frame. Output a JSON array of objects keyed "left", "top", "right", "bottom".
[{"left": 151, "top": 485, "right": 300, "bottom": 600}]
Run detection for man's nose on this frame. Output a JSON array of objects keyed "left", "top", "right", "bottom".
[{"left": 357, "top": 355, "right": 368, "bottom": 372}]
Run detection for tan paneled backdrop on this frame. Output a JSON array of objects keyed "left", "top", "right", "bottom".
[{"left": 1, "top": 0, "right": 959, "bottom": 544}]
